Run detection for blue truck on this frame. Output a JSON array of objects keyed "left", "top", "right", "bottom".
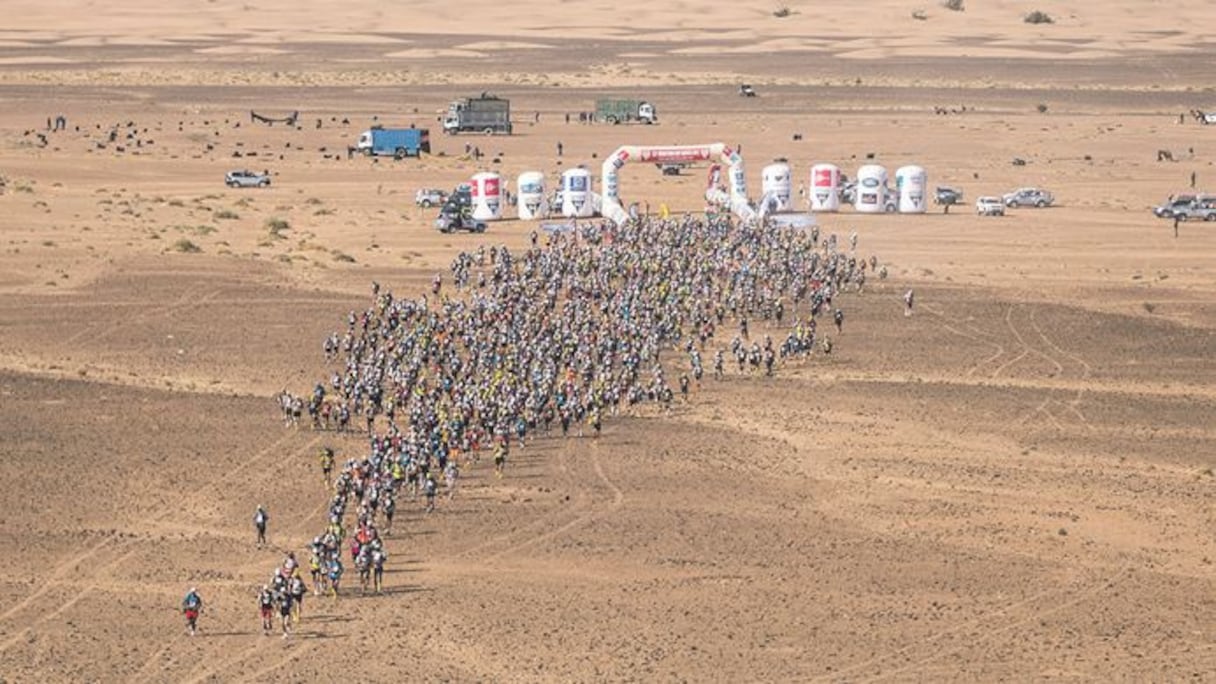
[{"left": 355, "top": 126, "right": 431, "bottom": 158}]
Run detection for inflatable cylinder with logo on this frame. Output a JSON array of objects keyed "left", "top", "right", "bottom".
[
  {"left": 516, "top": 171, "right": 547, "bottom": 220},
  {"left": 560, "top": 168, "right": 595, "bottom": 218},
  {"left": 469, "top": 171, "right": 503, "bottom": 221},
  {"left": 761, "top": 162, "right": 793, "bottom": 213},
  {"left": 809, "top": 163, "right": 841, "bottom": 212},
  {"left": 896, "top": 165, "right": 927, "bottom": 214},
  {"left": 854, "top": 164, "right": 888, "bottom": 214}
]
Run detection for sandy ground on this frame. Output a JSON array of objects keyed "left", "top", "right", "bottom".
[{"left": 1, "top": 3, "right": 1215, "bottom": 682}]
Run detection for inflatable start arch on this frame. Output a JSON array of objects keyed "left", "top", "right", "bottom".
[{"left": 601, "top": 143, "right": 756, "bottom": 225}]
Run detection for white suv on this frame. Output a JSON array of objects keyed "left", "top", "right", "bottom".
[{"left": 976, "top": 196, "right": 1005, "bottom": 216}]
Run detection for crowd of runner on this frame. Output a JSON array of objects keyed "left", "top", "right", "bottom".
[
  {"left": 234, "top": 214, "right": 876, "bottom": 636},
  {"left": 282, "top": 214, "right": 874, "bottom": 450}
]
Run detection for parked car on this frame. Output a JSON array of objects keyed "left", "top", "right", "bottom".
[
  {"left": 415, "top": 188, "right": 448, "bottom": 208},
  {"left": 225, "top": 170, "right": 271, "bottom": 188},
  {"left": 739, "top": 84, "right": 757, "bottom": 97},
  {"left": 1002, "top": 187, "right": 1053, "bottom": 208},
  {"left": 435, "top": 207, "right": 487, "bottom": 233},
  {"left": 976, "top": 196, "right": 1005, "bottom": 216},
  {"left": 1177, "top": 197, "right": 1216, "bottom": 221},
  {"left": 934, "top": 186, "right": 964, "bottom": 206},
  {"left": 1153, "top": 195, "right": 1196, "bottom": 218}
]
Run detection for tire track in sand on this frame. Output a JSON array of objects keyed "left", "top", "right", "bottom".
[
  {"left": 1028, "top": 307, "right": 1096, "bottom": 432},
  {"left": 449, "top": 440, "right": 589, "bottom": 561},
  {"left": 813, "top": 306, "right": 1116, "bottom": 683},
  {"left": 920, "top": 302, "right": 1008, "bottom": 378},
  {"left": 481, "top": 438, "right": 624, "bottom": 562},
  {"left": 998, "top": 304, "right": 1074, "bottom": 431},
  {"left": 62, "top": 288, "right": 223, "bottom": 347},
  {"left": 0, "top": 542, "right": 141, "bottom": 654},
  {"left": 819, "top": 560, "right": 1133, "bottom": 683},
  {"left": 0, "top": 533, "right": 117, "bottom": 623}
]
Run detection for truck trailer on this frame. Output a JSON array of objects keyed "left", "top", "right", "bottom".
[
  {"left": 595, "top": 99, "right": 657, "bottom": 125},
  {"left": 443, "top": 94, "right": 512, "bottom": 135},
  {"left": 356, "top": 127, "right": 431, "bottom": 158}
]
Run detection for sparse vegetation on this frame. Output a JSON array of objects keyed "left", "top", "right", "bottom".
[
  {"left": 172, "top": 238, "right": 202, "bottom": 253},
  {"left": 773, "top": 5, "right": 792, "bottom": 18},
  {"left": 214, "top": 209, "right": 240, "bottom": 220},
  {"left": 332, "top": 251, "right": 356, "bottom": 263},
  {"left": 173, "top": 224, "right": 217, "bottom": 236},
  {"left": 265, "top": 217, "right": 290, "bottom": 238},
  {"left": 1037, "top": 103, "right": 1049, "bottom": 113},
  {"left": 941, "top": 0, "right": 964, "bottom": 10},
  {"left": 313, "top": 208, "right": 335, "bottom": 216},
  {"left": 1024, "top": 10, "right": 1054, "bottom": 24},
  {"left": 912, "top": 9, "right": 928, "bottom": 20}
]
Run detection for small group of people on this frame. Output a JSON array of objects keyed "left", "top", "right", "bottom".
[
  {"left": 259, "top": 553, "right": 308, "bottom": 638},
  {"left": 247, "top": 446, "right": 396, "bottom": 637}
]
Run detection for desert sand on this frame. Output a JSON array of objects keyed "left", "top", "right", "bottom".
[{"left": 1, "top": 1, "right": 1214, "bottom": 682}]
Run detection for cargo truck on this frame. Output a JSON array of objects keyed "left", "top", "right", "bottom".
[
  {"left": 356, "top": 126, "right": 431, "bottom": 158},
  {"left": 443, "top": 94, "right": 512, "bottom": 135},
  {"left": 595, "top": 99, "right": 657, "bottom": 125}
]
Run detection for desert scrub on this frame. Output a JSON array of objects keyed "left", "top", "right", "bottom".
[{"left": 265, "top": 217, "right": 290, "bottom": 238}]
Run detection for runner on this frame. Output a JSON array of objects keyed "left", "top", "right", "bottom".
[
  {"left": 258, "top": 585, "right": 275, "bottom": 636},
  {"left": 327, "top": 556, "right": 343, "bottom": 598},
  {"left": 371, "top": 544, "right": 387, "bottom": 594},
  {"left": 277, "top": 589, "right": 294, "bottom": 639},
  {"left": 289, "top": 573, "right": 306, "bottom": 621},
  {"left": 309, "top": 548, "right": 324, "bottom": 596},
  {"left": 254, "top": 505, "right": 268, "bottom": 548},
  {"left": 319, "top": 447, "right": 335, "bottom": 487},
  {"left": 181, "top": 587, "right": 203, "bottom": 637},
  {"left": 382, "top": 492, "right": 396, "bottom": 534},
  {"left": 424, "top": 473, "right": 438, "bottom": 513},
  {"left": 493, "top": 442, "right": 507, "bottom": 478},
  {"left": 444, "top": 460, "right": 459, "bottom": 500}
]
